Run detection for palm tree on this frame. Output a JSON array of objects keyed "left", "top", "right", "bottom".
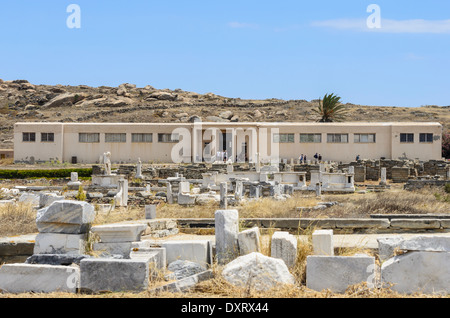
[{"left": 313, "top": 93, "right": 347, "bottom": 122}]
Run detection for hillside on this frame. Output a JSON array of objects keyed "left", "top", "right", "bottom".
[{"left": 1, "top": 79, "right": 449, "bottom": 149}]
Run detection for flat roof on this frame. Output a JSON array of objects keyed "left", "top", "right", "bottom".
[{"left": 14, "top": 121, "right": 443, "bottom": 127}]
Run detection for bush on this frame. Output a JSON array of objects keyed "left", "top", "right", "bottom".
[
  {"left": 0, "top": 168, "right": 92, "bottom": 179},
  {"left": 443, "top": 131, "right": 450, "bottom": 159},
  {"left": 75, "top": 185, "right": 86, "bottom": 201},
  {"left": 445, "top": 183, "right": 450, "bottom": 194}
]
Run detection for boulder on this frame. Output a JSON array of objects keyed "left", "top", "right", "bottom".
[
  {"left": 42, "top": 93, "right": 85, "bottom": 108},
  {"left": 222, "top": 252, "right": 296, "bottom": 291},
  {"left": 147, "top": 91, "right": 177, "bottom": 101},
  {"left": 219, "top": 111, "right": 234, "bottom": 120}
]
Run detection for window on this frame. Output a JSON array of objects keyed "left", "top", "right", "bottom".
[
  {"left": 273, "top": 133, "right": 295, "bottom": 143},
  {"left": 105, "top": 133, "right": 126, "bottom": 143},
  {"left": 41, "top": 133, "right": 54, "bottom": 142},
  {"left": 400, "top": 133, "right": 414, "bottom": 143},
  {"left": 158, "top": 133, "right": 179, "bottom": 143},
  {"left": 22, "top": 132, "right": 36, "bottom": 142},
  {"left": 419, "top": 133, "right": 433, "bottom": 143},
  {"left": 327, "top": 133, "right": 348, "bottom": 143},
  {"left": 354, "top": 133, "right": 376, "bottom": 143},
  {"left": 132, "top": 133, "right": 153, "bottom": 143},
  {"left": 79, "top": 133, "right": 100, "bottom": 143},
  {"left": 300, "top": 133, "right": 322, "bottom": 143}
]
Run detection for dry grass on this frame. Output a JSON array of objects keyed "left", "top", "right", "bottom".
[
  {"left": 0, "top": 158, "right": 14, "bottom": 166},
  {"left": 92, "top": 206, "right": 145, "bottom": 225},
  {"left": 154, "top": 192, "right": 320, "bottom": 220},
  {"left": 0, "top": 202, "right": 37, "bottom": 237},
  {"left": 316, "top": 186, "right": 450, "bottom": 218}
]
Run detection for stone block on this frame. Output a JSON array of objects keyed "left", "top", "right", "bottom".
[
  {"left": 389, "top": 219, "right": 441, "bottom": 229},
  {"left": 145, "top": 205, "right": 157, "bottom": 219},
  {"left": 90, "top": 223, "right": 147, "bottom": 243},
  {"left": 25, "top": 254, "right": 90, "bottom": 266},
  {"left": 92, "top": 242, "right": 133, "bottom": 258},
  {"left": 215, "top": 209, "right": 239, "bottom": 265},
  {"left": 312, "top": 229, "right": 334, "bottom": 256},
  {"left": 0, "top": 263, "right": 79, "bottom": 293},
  {"left": 377, "top": 235, "right": 450, "bottom": 261},
  {"left": 177, "top": 193, "right": 196, "bottom": 206},
  {"left": 36, "top": 200, "right": 95, "bottom": 234},
  {"left": 161, "top": 240, "right": 212, "bottom": 268},
  {"left": 18, "top": 193, "right": 40, "bottom": 205},
  {"left": 381, "top": 251, "right": 450, "bottom": 294},
  {"left": 33, "top": 233, "right": 88, "bottom": 255},
  {"left": 238, "top": 227, "right": 261, "bottom": 255},
  {"left": 80, "top": 258, "right": 149, "bottom": 293},
  {"left": 130, "top": 247, "right": 166, "bottom": 269},
  {"left": 271, "top": 231, "right": 297, "bottom": 268},
  {"left": 306, "top": 255, "right": 375, "bottom": 293},
  {"left": 39, "top": 193, "right": 64, "bottom": 208},
  {"left": 334, "top": 218, "right": 390, "bottom": 229}
]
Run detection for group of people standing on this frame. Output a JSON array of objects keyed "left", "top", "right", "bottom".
[
  {"left": 216, "top": 150, "right": 228, "bottom": 162},
  {"left": 299, "top": 153, "right": 323, "bottom": 164}
]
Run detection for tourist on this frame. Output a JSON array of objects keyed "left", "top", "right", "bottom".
[
  {"left": 299, "top": 154, "right": 304, "bottom": 164},
  {"left": 356, "top": 154, "right": 360, "bottom": 161},
  {"left": 318, "top": 154, "right": 322, "bottom": 162}
]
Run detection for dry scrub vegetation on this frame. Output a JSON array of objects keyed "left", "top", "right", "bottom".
[{"left": 0, "top": 203, "right": 37, "bottom": 237}]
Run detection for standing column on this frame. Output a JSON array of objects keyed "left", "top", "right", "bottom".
[
  {"left": 220, "top": 182, "right": 228, "bottom": 209},
  {"left": 215, "top": 209, "right": 239, "bottom": 265}
]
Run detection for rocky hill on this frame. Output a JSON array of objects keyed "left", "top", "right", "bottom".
[{"left": 0, "top": 79, "right": 449, "bottom": 149}]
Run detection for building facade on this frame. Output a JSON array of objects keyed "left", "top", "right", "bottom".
[{"left": 13, "top": 121, "right": 443, "bottom": 164}]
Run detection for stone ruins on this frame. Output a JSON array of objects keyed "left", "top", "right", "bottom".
[{"left": 0, "top": 154, "right": 448, "bottom": 295}]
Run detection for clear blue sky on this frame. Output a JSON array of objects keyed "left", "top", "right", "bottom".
[{"left": 1, "top": 1, "right": 450, "bottom": 107}]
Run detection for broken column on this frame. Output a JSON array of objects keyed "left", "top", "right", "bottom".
[
  {"left": 215, "top": 209, "right": 239, "bottom": 265},
  {"left": 234, "top": 180, "right": 244, "bottom": 201},
  {"left": 380, "top": 167, "right": 387, "bottom": 186},
  {"left": 219, "top": 182, "right": 228, "bottom": 209},
  {"left": 166, "top": 182, "right": 173, "bottom": 204},
  {"left": 255, "top": 153, "right": 260, "bottom": 173},
  {"left": 315, "top": 183, "right": 322, "bottom": 197}
]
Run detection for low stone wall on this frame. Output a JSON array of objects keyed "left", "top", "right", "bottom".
[
  {"left": 177, "top": 217, "right": 450, "bottom": 234},
  {"left": 404, "top": 180, "right": 450, "bottom": 191}
]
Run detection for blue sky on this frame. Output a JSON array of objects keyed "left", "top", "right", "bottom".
[{"left": 1, "top": 1, "right": 450, "bottom": 107}]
